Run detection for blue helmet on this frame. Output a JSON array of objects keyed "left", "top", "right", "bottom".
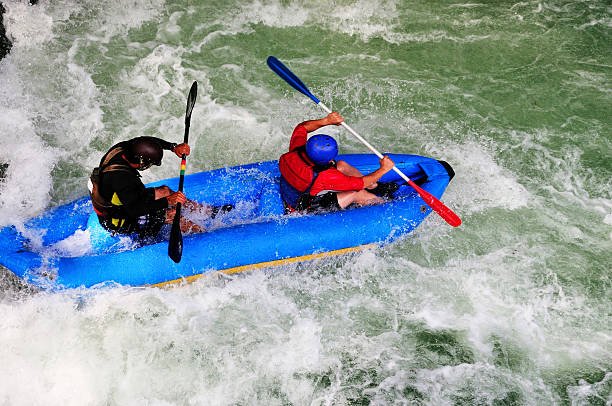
[{"left": 306, "top": 134, "right": 338, "bottom": 165}]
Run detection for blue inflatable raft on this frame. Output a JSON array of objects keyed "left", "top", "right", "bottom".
[{"left": 0, "top": 154, "right": 454, "bottom": 289}]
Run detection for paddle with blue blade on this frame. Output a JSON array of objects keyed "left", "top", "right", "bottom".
[
  {"left": 169, "top": 81, "right": 197, "bottom": 263},
  {"left": 266, "top": 56, "right": 461, "bottom": 227}
]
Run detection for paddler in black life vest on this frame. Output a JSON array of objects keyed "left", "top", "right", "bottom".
[
  {"left": 279, "top": 112, "right": 399, "bottom": 213},
  {"left": 88, "top": 136, "right": 204, "bottom": 239}
]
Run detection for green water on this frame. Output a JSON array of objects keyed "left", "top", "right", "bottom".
[{"left": 0, "top": 0, "right": 610, "bottom": 404}]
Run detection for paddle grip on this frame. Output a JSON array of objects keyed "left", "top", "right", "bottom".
[{"left": 177, "top": 154, "right": 187, "bottom": 192}]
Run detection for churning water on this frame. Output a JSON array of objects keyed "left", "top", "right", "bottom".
[{"left": 0, "top": 1, "right": 610, "bottom": 404}]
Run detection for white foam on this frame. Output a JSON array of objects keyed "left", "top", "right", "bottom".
[
  {"left": 327, "top": 0, "right": 400, "bottom": 42},
  {"left": 567, "top": 372, "right": 612, "bottom": 405},
  {"left": 431, "top": 141, "right": 530, "bottom": 214},
  {"left": 500, "top": 128, "right": 612, "bottom": 229},
  {"left": 578, "top": 17, "right": 612, "bottom": 30},
  {"left": 412, "top": 362, "right": 555, "bottom": 404},
  {"left": 3, "top": 2, "right": 54, "bottom": 47},
  {"left": 80, "top": 0, "right": 165, "bottom": 43},
  {"left": 0, "top": 104, "right": 58, "bottom": 224},
  {"left": 0, "top": 10, "right": 56, "bottom": 223},
  {"left": 0, "top": 293, "right": 106, "bottom": 405},
  {"left": 238, "top": 0, "right": 309, "bottom": 28},
  {"left": 605, "top": 213, "right": 612, "bottom": 240},
  {"left": 216, "top": 0, "right": 495, "bottom": 45},
  {"left": 566, "top": 70, "right": 612, "bottom": 94},
  {"left": 0, "top": 2, "right": 110, "bottom": 225},
  {"left": 406, "top": 244, "right": 610, "bottom": 367},
  {"left": 116, "top": 40, "right": 286, "bottom": 173},
  {"left": 47, "top": 229, "right": 94, "bottom": 257}
]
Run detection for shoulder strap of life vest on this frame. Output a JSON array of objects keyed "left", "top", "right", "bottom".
[
  {"left": 88, "top": 146, "right": 134, "bottom": 218},
  {"left": 98, "top": 146, "right": 135, "bottom": 181},
  {"left": 99, "top": 146, "right": 131, "bottom": 173}
]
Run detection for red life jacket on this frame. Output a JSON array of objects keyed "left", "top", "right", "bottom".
[
  {"left": 279, "top": 146, "right": 334, "bottom": 192},
  {"left": 279, "top": 146, "right": 334, "bottom": 210},
  {"left": 279, "top": 146, "right": 316, "bottom": 193}
]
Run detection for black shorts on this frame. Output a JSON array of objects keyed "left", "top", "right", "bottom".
[
  {"left": 133, "top": 209, "right": 167, "bottom": 239},
  {"left": 307, "top": 192, "right": 341, "bottom": 213},
  {"left": 100, "top": 208, "right": 166, "bottom": 240}
]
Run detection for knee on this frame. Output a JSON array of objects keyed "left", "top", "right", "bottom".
[
  {"left": 335, "top": 160, "right": 363, "bottom": 177},
  {"left": 335, "top": 160, "right": 353, "bottom": 175},
  {"left": 335, "top": 160, "right": 348, "bottom": 170}
]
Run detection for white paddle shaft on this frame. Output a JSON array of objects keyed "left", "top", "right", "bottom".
[{"left": 317, "top": 102, "right": 414, "bottom": 184}]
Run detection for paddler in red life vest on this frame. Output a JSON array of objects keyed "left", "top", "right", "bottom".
[
  {"left": 279, "top": 112, "right": 399, "bottom": 213},
  {"left": 88, "top": 137, "right": 213, "bottom": 239}
]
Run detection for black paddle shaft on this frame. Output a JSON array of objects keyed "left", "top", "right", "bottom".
[
  {"left": 177, "top": 81, "right": 197, "bottom": 192},
  {"left": 169, "top": 81, "right": 198, "bottom": 263}
]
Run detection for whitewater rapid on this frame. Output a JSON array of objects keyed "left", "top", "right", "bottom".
[{"left": 0, "top": 1, "right": 610, "bottom": 405}]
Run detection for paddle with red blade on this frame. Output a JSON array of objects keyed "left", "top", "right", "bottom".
[
  {"left": 169, "top": 81, "right": 198, "bottom": 263},
  {"left": 266, "top": 56, "right": 461, "bottom": 227}
]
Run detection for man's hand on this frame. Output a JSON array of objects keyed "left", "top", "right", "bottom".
[
  {"left": 173, "top": 143, "right": 190, "bottom": 158},
  {"left": 379, "top": 155, "right": 395, "bottom": 172},
  {"left": 325, "top": 112, "right": 344, "bottom": 126},
  {"left": 166, "top": 191, "right": 187, "bottom": 205}
]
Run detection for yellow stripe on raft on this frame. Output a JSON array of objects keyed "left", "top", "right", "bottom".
[{"left": 150, "top": 243, "right": 377, "bottom": 288}]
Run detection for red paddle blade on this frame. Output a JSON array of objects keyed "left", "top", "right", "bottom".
[{"left": 408, "top": 180, "right": 462, "bottom": 227}]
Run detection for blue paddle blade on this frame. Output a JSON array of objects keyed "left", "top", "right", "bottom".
[{"left": 267, "top": 56, "right": 320, "bottom": 104}]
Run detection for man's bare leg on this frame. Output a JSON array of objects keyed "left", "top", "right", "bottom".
[
  {"left": 336, "top": 190, "right": 383, "bottom": 209},
  {"left": 164, "top": 207, "right": 203, "bottom": 234}
]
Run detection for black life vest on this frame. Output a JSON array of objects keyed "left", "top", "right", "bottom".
[{"left": 87, "top": 146, "right": 133, "bottom": 229}]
